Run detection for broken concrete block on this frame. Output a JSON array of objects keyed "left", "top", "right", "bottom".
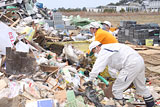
[
  {"left": 6, "top": 47, "right": 37, "bottom": 75},
  {"left": 0, "top": 95, "right": 23, "bottom": 107}
]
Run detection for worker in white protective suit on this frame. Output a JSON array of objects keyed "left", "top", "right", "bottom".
[
  {"left": 88, "top": 41, "right": 155, "bottom": 107},
  {"left": 101, "top": 21, "right": 119, "bottom": 37}
]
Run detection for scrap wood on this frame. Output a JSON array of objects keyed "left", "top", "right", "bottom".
[
  {"left": 45, "top": 36, "right": 61, "bottom": 40},
  {"left": 51, "top": 84, "right": 59, "bottom": 91},
  {"left": 146, "top": 46, "right": 160, "bottom": 50},
  {"left": 128, "top": 44, "right": 148, "bottom": 50},
  {"left": 29, "top": 40, "right": 47, "bottom": 52},
  {"left": 134, "top": 47, "right": 147, "bottom": 50},
  {"left": 57, "top": 84, "right": 66, "bottom": 90},
  {"left": 32, "top": 78, "right": 45, "bottom": 82},
  {"left": 46, "top": 77, "right": 58, "bottom": 87},
  {"left": 10, "top": 17, "right": 20, "bottom": 27},
  {"left": 40, "top": 65, "right": 59, "bottom": 73},
  {"left": 1, "top": 14, "right": 14, "bottom": 23},
  {"left": 44, "top": 68, "right": 60, "bottom": 82},
  {"left": 21, "top": 92, "right": 37, "bottom": 100},
  {"left": 134, "top": 45, "right": 147, "bottom": 50}
]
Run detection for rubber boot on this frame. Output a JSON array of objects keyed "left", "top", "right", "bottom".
[{"left": 144, "top": 95, "right": 155, "bottom": 107}]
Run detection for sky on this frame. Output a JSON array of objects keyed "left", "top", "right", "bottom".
[{"left": 37, "top": 0, "right": 119, "bottom": 9}]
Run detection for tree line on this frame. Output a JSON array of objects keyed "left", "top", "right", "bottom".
[{"left": 58, "top": 7, "right": 87, "bottom": 12}]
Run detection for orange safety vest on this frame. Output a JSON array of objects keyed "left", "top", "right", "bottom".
[
  {"left": 110, "top": 27, "right": 117, "bottom": 32},
  {"left": 87, "top": 28, "right": 118, "bottom": 55},
  {"left": 95, "top": 28, "right": 118, "bottom": 44}
]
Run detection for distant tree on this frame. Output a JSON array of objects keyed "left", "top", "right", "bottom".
[
  {"left": 126, "top": 8, "right": 129, "bottom": 12},
  {"left": 120, "top": 8, "right": 125, "bottom": 13},
  {"left": 108, "top": 3, "right": 115, "bottom": 5},
  {"left": 63, "top": 8, "right": 81, "bottom": 12},
  {"left": 82, "top": 7, "right": 87, "bottom": 11},
  {"left": 97, "top": 6, "right": 103, "bottom": 9},
  {"left": 114, "top": 0, "right": 143, "bottom": 6},
  {"left": 135, "top": 8, "right": 139, "bottom": 12},
  {"left": 58, "top": 7, "right": 65, "bottom": 12}
]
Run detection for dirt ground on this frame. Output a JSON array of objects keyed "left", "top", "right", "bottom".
[
  {"left": 132, "top": 46, "right": 160, "bottom": 87},
  {"left": 62, "top": 12, "right": 160, "bottom": 27}
]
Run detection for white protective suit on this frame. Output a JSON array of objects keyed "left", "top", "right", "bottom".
[
  {"left": 89, "top": 43, "right": 151, "bottom": 99},
  {"left": 108, "top": 30, "right": 117, "bottom": 37}
]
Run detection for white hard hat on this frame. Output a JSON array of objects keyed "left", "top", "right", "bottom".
[
  {"left": 102, "top": 21, "right": 111, "bottom": 28},
  {"left": 89, "top": 41, "right": 101, "bottom": 52},
  {"left": 89, "top": 22, "right": 100, "bottom": 28}
]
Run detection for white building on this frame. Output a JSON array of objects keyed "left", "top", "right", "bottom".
[
  {"left": 105, "top": 5, "right": 142, "bottom": 12},
  {"left": 86, "top": 0, "right": 160, "bottom": 13},
  {"left": 86, "top": 7, "right": 104, "bottom": 12},
  {"left": 143, "top": 0, "right": 160, "bottom": 12}
]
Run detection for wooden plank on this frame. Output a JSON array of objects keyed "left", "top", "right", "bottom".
[
  {"left": 134, "top": 47, "right": 147, "bottom": 50},
  {"left": 2, "top": 14, "right": 14, "bottom": 23},
  {"left": 40, "top": 65, "right": 59, "bottom": 73},
  {"left": 146, "top": 46, "right": 160, "bottom": 50},
  {"left": 10, "top": 17, "right": 20, "bottom": 27},
  {"left": 45, "top": 36, "right": 61, "bottom": 40}
]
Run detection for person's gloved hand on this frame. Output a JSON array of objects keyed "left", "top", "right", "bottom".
[
  {"left": 84, "top": 70, "right": 89, "bottom": 77},
  {"left": 83, "top": 81, "right": 93, "bottom": 86}
]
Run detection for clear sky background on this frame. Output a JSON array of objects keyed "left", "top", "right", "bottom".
[{"left": 37, "top": 0, "right": 119, "bottom": 9}]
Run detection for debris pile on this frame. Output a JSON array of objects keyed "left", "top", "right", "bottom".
[{"left": 0, "top": 1, "right": 160, "bottom": 107}]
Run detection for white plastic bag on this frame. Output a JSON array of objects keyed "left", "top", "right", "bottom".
[
  {"left": 0, "top": 22, "right": 18, "bottom": 55},
  {"left": 15, "top": 41, "right": 29, "bottom": 53}
]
